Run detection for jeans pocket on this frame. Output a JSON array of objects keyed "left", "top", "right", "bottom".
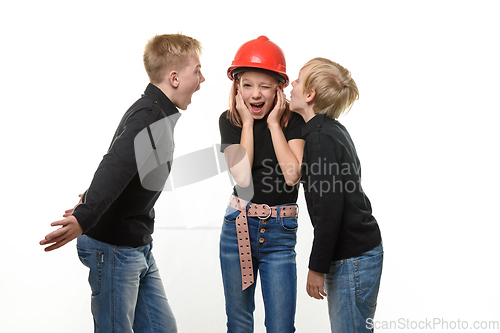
[
  {"left": 77, "top": 245, "right": 104, "bottom": 297},
  {"left": 223, "top": 206, "right": 241, "bottom": 224},
  {"left": 354, "top": 251, "right": 383, "bottom": 307},
  {"left": 280, "top": 217, "right": 298, "bottom": 232}
]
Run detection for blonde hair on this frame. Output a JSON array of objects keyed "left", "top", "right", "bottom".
[
  {"left": 227, "top": 70, "right": 291, "bottom": 128},
  {"left": 302, "top": 57, "right": 359, "bottom": 119},
  {"left": 143, "top": 34, "right": 202, "bottom": 85}
]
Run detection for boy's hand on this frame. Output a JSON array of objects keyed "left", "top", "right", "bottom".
[
  {"left": 63, "top": 194, "right": 83, "bottom": 217},
  {"left": 40, "top": 216, "right": 83, "bottom": 252},
  {"left": 306, "top": 269, "right": 327, "bottom": 300}
]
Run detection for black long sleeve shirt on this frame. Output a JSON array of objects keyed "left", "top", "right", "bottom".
[
  {"left": 72, "top": 84, "right": 180, "bottom": 247},
  {"left": 301, "top": 114, "right": 381, "bottom": 273}
]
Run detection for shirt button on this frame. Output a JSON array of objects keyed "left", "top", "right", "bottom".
[
  {"left": 354, "top": 261, "right": 358, "bottom": 266},
  {"left": 259, "top": 238, "right": 265, "bottom": 243},
  {"left": 260, "top": 228, "right": 266, "bottom": 233},
  {"left": 340, "top": 260, "right": 344, "bottom": 264}
]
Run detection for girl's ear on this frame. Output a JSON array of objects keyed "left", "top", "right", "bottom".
[{"left": 306, "top": 89, "right": 316, "bottom": 103}]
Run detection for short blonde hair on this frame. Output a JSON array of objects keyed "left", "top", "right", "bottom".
[
  {"left": 302, "top": 57, "right": 359, "bottom": 119},
  {"left": 143, "top": 34, "right": 202, "bottom": 85}
]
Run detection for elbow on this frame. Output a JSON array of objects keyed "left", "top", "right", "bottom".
[
  {"left": 230, "top": 170, "right": 252, "bottom": 188},
  {"left": 235, "top": 176, "right": 251, "bottom": 188},
  {"left": 284, "top": 174, "right": 301, "bottom": 187}
]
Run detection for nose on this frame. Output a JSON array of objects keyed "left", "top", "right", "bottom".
[
  {"left": 251, "top": 87, "right": 262, "bottom": 99},
  {"left": 199, "top": 71, "right": 206, "bottom": 83}
]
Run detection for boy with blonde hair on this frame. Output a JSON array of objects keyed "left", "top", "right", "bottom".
[
  {"left": 290, "top": 57, "right": 382, "bottom": 333},
  {"left": 40, "top": 34, "right": 204, "bottom": 333}
]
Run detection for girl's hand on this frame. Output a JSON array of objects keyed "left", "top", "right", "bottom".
[
  {"left": 267, "top": 87, "right": 286, "bottom": 128},
  {"left": 235, "top": 89, "right": 254, "bottom": 126}
]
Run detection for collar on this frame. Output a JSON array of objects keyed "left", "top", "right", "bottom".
[
  {"left": 301, "top": 113, "right": 326, "bottom": 137},
  {"left": 143, "top": 83, "right": 179, "bottom": 117}
]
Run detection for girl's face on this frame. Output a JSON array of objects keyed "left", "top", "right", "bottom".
[{"left": 237, "top": 71, "right": 279, "bottom": 120}]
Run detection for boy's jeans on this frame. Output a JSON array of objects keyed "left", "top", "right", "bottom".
[
  {"left": 325, "top": 242, "right": 383, "bottom": 333},
  {"left": 76, "top": 235, "right": 177, "bottom": 333},
  {"left": 219, "top": 205, "right": 298, "bottom": 333}
]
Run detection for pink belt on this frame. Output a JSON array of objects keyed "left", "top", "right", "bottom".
[{"left": 228, "top": 195, "right": 299, "bottom": 290}]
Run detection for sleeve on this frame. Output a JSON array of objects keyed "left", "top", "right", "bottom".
[
  {"left": 72, "top": 108, "right": 162, "bottom": 232},
  {"left": 284, "top": 112, "right": 305, "bottom": 141},
  {"left": 307, "top": 132, "right": 345, "bottom": 273},
  {"left": 219, "top": 111, "right": 242, "bottom": 152}
]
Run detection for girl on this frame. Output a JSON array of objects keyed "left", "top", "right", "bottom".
[
  {"left": 219, "top": 36, "right": 305, "bottom": 333},
  {"left": 290, "top": 57, "right": 383, "bottom": 333}
]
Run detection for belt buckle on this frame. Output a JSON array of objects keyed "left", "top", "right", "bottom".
[{"left": 259, "top": 204, "right": 271, "bottom": 220}]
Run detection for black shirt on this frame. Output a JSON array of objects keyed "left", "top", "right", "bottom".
[
  {"left": 219, "top": 111, "right": 305, "bottom": 206},
  {"left": 72, "top": 83, "right": 179, "bottom": 247},
  {"left": 301, "top": 114, "right": 381, "bottom": 273}
]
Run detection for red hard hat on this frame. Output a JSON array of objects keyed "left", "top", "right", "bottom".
[{"left": 227, "top": 36, "right": 289, "bottom": 87}]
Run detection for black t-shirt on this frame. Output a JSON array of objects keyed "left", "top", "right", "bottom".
[{"left": 219, "top": 110, "right": 305, "bottom": 206}]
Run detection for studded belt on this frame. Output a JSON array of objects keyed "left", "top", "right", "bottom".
[{"left": 228, "top": 195, "right": 298, "bottom": 290}]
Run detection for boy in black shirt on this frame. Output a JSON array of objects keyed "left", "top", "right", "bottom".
[
  {"left": 290, "top": 57, "right": 382, "bottom": 333},
  {"left": 40, "top": 34, "right": 204, "bottom": 333}
]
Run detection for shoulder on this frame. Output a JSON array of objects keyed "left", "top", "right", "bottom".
[
  {"left": 286, "top": 112, "right": 305, "bottom": 128},
  {"left": 316, "top": 119, "right": 355, "bottom": 154},
  {"left": 320, "top": 118, "right": 349, "bottom": 139},
  {"left": 219, "top": 110, "right": 230, "bottom": 123}
]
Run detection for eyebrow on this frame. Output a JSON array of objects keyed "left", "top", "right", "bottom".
[{"left": 241, "top": 78, "right": 274, "bottom": 85}]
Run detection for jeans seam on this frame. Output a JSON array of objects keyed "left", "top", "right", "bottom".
[
  {"left": 348, "top": 263, "right": 356, "bottom": 333},
  {"left": 140, "top": 282, "right": 157, "bottom": 332},
  {"left": 111, "top": 250, "right": 116, "bottom": 333}
]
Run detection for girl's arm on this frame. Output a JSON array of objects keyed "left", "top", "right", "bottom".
[
  {"left": 225, "top": 91, "right": 254, "bottom": 187},
  {"left": 268, "top": 89, "right": 304, "bottom": 186}
]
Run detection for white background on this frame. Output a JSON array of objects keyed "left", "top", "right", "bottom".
[{"left": 1, "top": 1, "right": 499, "bottom": 332}]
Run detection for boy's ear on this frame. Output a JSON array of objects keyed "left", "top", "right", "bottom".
[
  {"left": 306, "top": 89, "right": 316, "bottom": 103},
  {"left": 168, "top": 70, "right": 179, "bottom": 88}
]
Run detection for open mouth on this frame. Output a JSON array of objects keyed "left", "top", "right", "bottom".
[{"left": 250, "top": 102, "right": 265, "bottom": 113}]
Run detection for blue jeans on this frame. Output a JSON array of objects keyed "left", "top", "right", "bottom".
[
  {"left": 219, "top": 204, "right": 298, "bottom": 333},
  {"left": 76, "top": 235, "right": 177, "bottom": 333},
  {"left": 325, "top": 242, "right": 383, "bottom": 333}
]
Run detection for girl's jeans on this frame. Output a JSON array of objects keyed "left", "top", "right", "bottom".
[
  {"left": 325, "top": 242, "right": 383, "bottom": 333},
  {"left": 76, "top": 235, "right": 177, "bottom": 333},
  {"left": 219, "top": 204, "right": 298, "bottom": 333}
]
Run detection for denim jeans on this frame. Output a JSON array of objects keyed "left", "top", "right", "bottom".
[
  {"left": 219, "top": 204, "right": 298, "bottom": 333},
  {"left": 76, "top": 235, "right": 177, "bottom": 333},
  {"left": 325, "top": 242, "right": 383, "bottom": 333}
]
